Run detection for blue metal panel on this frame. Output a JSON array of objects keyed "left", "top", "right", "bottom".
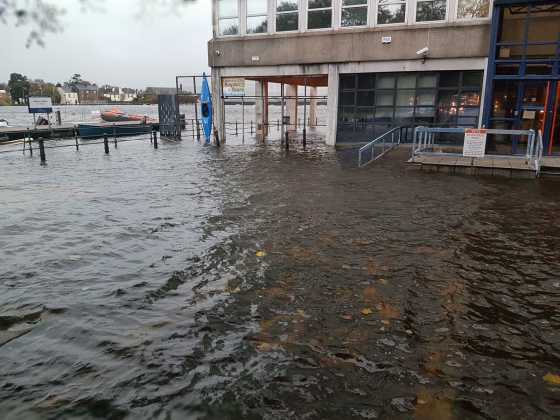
[{"left": 482, "top": 4, "right": 502, "bottom": 128}]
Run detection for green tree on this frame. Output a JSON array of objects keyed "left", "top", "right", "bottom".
[
  {"left": 67, "top": 73, "right": 84, "bottom": 88},
  {"left": 7, "top": 73, "right": 30, "bottom": 104}
]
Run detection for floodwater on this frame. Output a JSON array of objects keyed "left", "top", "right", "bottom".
[{"left": 1, "top": 136, "right": 559, "bottom": 420}]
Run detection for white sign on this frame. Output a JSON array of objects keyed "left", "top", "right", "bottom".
[
  {"left": 381, "top": 36, "right": 392, "bottom": 44},
  {"left": 28, "top": 97, "right": 53, "bottom": 113},
  {"left": 463, "top": 128, "right": 488, "bottom": 158},
  {"left": 223, "top": 78, "right": 245, "bottom": 97}
]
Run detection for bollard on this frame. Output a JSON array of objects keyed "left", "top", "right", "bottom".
[
  {"left": 74, "top": 126, "right": 79, "bottom": 150},
  {"left": 29, "top": 136, "right": 33, "bottom": 156},
  {"left": 285, "top": 131, "right": 289, "bottom": 151},
  {"left": 250, "top": 121, "right": 253, "bottom": 134},
  {"left": 153, "top": 130, "right": 158, "bottom": 149},
  {"left": 191, "top": 120, "right": 195, "bottom": 139},
  {"left": 104, "top": 135, "right": 109, "bottom": 154},
  {"left": 38, "top": 138, "right": 46, "bottom": 163},
  {"left": 235, "top": 121, "right": 238, "bottom": 136},
  {"left": 56, "top": 110, "right": 62, "bottom": 125},
  {"left": 277, "top": 119, "right": 279, "bottom": 131},
  {"left": 150, "top": 130, "right": 153, "bottom": 144}
]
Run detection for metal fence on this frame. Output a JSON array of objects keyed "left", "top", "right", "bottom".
[{"left": 358, "top": 126, "right": 410, "bottom": 167}]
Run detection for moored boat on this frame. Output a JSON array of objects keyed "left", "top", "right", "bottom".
[
  {"left": 100, "top": 108, "right": 149, "bottom": 123},
  {"left": 78, "top": 122, "right": 152, "bottom": 139}
]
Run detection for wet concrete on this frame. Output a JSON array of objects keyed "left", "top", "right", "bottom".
[{"left": 1, "top": 140, "right": 559, "bottom": 419}]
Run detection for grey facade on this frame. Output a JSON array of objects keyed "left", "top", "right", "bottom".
[{"left": 208, "top": 0, "right": 493, "bottom": 145}]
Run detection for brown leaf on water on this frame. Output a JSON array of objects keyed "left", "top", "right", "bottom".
[
  {"left": 378, "top": 302, "right": 400, "bottom": 320},
  {"left": 361, "top": 308, "right": 373, "bottom": 316},
  {"left": 414, "top": 388, "right": 455, "bottom": 420},
  {"left": 341, "top": 314, "right": 353, "bottom": 320},
  {"left": 352, "top": 239, "right": 372, "bottom": 247},
  {"left": 366, "top": 260, "right": 379, "bottom": 276},
  {"left": 378, "top": 278, "right": 388, "bottom": 285},
  {"left": 256, "top": 342, "right": 280, "bottom": 352},
  {"left": 363, "top": 286, "right": 378, "bottom": 304},
  {"left": 544, "top": 373, "right": 560, "bottom": 385}
]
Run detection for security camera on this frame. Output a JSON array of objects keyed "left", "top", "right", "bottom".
[{"left": 416, "top": 47, "right": 429, "bottom": 56}]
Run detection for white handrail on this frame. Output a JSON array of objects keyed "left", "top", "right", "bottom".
[{"left": 358, "top": 127, "right": 403, "bottom": 167}]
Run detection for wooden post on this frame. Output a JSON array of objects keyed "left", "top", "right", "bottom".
[
  {"left": 303, "top": 78, "right": 307, "bottom": 148},
  {"left": 193, "top": 76, "right": 200, "bottom": 141},
  {"left": 192, "top": 120, "right": 195, "bottom": 139},
  {"left": 39, "top": 138, "right": 46, "bottom": 163},
  {"left": 250, "top": 120, "right": 253, "bottom": 135},
  {"left": 153, "top": 130, "right": 158, "bottom": 149},
  {"left": 28, "top": 135, "right": 33, "bottom": 156},
  {"left": 285, "top": 131, "right": 289, "bottom": 151},
  {"left": 235, "top": 121, "right": 238, "bottom": 136},
  {"left": 104, "top": 135, "right": 109, "bottom": 154},
  {"left": 74, "top": 126, "right": 79, "bottom": 150}
]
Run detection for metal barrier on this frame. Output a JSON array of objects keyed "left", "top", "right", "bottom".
[
  {"left": 358, "top": 126, "right": 406, "bottom": 167},
  {"left": 411, "top": 126, "right": 543, "bottom": 175}
]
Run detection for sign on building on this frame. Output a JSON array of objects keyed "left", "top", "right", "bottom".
[
  {"left": 223, "top": 78, "right": 245, "bottom": 97},
  {"left": 463, "top": 128, "right": 488, "bottom": 158},
  {"left": 28, "top": 97, "right": 53, "bottom": 114}
]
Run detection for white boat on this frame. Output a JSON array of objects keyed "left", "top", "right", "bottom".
[{"left": 0, "top": 119, "right": 9, "bottom": 127}]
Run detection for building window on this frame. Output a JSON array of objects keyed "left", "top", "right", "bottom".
[
  {"left": 276, "top": 0, "right": 299, "bottom": 31},
  {"left": 341, "top": 0, "right": 367, "bottom": 27},
  {"left": 377, "top": 0, "right": 406, "bottom": 24},
  {"left": 308, "top": 0, "right": 332, "bottom": 29},
  {"left": 416, "top": 0, "right": 446, "bottom": 22},
  {"left": 218, "top": 0, "right": 239, "bottom": 35},
  {"left": 247, "top": 0, "right": 267, "bottom": 33},
  {"left": 457, "top": 0, "right": 490, "bottom": 19}
]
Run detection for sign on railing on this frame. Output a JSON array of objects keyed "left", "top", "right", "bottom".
[
  {"left": 28, "top": 97, "right": 53, "bottom": 114},
  {"left": 463, "top": 128, "right": 488, "bottom": 158},
  {"left": 223, "top": 78, "right": 245, "bottom": 97}
]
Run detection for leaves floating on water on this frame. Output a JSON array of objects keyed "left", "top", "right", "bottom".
[
  {"left": 543, "top": 373, "right": 560, "bottom": 385},
  {"left": 256, "top": 250, "right": 267, "bottom": 257},
  {"left": 341, "top": 314, "right": 353, "bottom": 320},
  {"left": 361, "top": 308, "right": 373, "bottom": 316}
]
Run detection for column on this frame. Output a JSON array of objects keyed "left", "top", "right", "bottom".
[
  {"left": 287, "top": 84, "right": 298, "bottom": 134},
  {"left": 326, "top": 64, "right": 339, "bottom": 146},
  {"left": 309, "top": 86, "right": 317, "bottom": 128},
  {"left": 255, "top": 80, "right": 265, "bottom": 143},
  {"left": 211, "top": 69, "right": 225, "bottom": 144}
]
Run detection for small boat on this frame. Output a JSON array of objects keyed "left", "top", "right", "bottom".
[
  {"left": 101, "top": 108, "right": 148, "bottom": 123},
  {"left": 78, "top": 122, "right": 152, "bottom": 139},
  {"left": 200, "top": 73, "right": 213, "bottom": 144},
  {"left": 0, "top": 119, "right": 9, "bottom": 127}
]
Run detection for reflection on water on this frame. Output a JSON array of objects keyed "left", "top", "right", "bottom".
[{"left": 0, "top": 139, "right": 559, "bottom": 420}]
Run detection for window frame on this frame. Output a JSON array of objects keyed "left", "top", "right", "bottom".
[
  {"left": 454, "top": 0, "right": 493, "bottom": 21},
  {"left": 375, "top": 0, "right": 408, "bottom": 27},
  {"left": 307, "top": 0, "right": 333, "bottom": 31},
  {"left": 275, "top": 0, "right": 300, "bottom": 33},
  {"left": 246, "top": 0, "right": 269, "bottom": 35},
  {"left": 413, "top": 0, "right": 449, "bottom": 24},
  {"left": 340, "top": 0, "right": 369, "bottom": 28},
  {"left": 217, "top": 0, "right": 240, "bottom": 37}
]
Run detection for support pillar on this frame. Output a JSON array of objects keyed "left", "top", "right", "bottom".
[
  {"left": 287, "top": 84, "right": 298, "bottom": 135},
  {"left": 255, "top": 80, "right": 265, "bottom": 143},
  {"left": 326, "top": 64, "right": 339, "bottom": 146},
  {"left": 309, "top": 86, "right": 317, "bottom": 128},
  {"left": 211, "top": 69, "right": 225, "bottom": 144},
  {"left": 263, "top": 81, "right": 269, "bottom": 137}
]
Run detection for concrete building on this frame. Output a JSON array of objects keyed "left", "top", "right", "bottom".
[
  {"left": 74, "top": 83, "right": 99, "bottom": 104},
  {"left": 208, "top": 0, "right": 559, "bottom": 152}
]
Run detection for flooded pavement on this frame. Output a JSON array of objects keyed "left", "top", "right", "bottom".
[{"left": 1, "top": 138, "right": 559, "bottom": 420}]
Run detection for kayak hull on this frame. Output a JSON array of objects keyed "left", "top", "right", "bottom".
[{"left": 200, "top": 74, "right": 213, "bottom": 144}]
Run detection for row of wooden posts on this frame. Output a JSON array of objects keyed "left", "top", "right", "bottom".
[{"left": 22, "top": 129, "right": 159, "bottom": 164}]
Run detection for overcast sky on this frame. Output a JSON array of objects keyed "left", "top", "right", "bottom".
[{"left": 0, "top": 0, "right": 212, "bottom": 89}]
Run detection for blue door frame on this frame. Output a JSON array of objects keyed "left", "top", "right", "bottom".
[{"left": 482, "top": 0, "right": 560, "bottom": 154}]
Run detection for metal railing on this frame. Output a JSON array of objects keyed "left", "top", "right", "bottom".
[
  {"left": 358, "top": 126, "right": 405, "bottom": 167},
  {"left": 411, "top": 126, "right": 543, "bottom": 175}
]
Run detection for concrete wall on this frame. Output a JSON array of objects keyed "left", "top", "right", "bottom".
[{"left": 209, "top": 23, "right": 490, "bottom": 68}]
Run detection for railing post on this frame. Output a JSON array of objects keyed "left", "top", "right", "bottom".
[
  {"left": 38, "top": 138, "right": 46, "bottom": 163},
  {"left": 104, "top": 135, "right": 109, "bottom": 154}
]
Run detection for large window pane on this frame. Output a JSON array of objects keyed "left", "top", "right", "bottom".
[
  {"left": 396, "top": 90, "right": 415, "bottom": 106},
  {"left": 378, "top": 1, "right": 406, "bottom": 24},
  {"left": 342, "top": 6, "right": 368, "bottom": 26},
  {"left": 357, "top": 74, "right": 375, "bottom": 89},
  {"left": 309, "top": 0, "right": 331, "bottom": 9},
  {"left": 416, "top": 92, "right": 436, "bottom": 106},
  {"left": 457, "top": 0, "right": 489, "bottom": 19},
  {"left": 247, "top": 16, "right": 267, "bottom": 33},
  {"left": 376, "top": 75, "right": 395, "bottom": 89},
  {"left": 218, "top": 0, "right": 238, "bottom": 17},
  {"left": 462, "top": 71, "right": 483, "bottom": 87},
  {"left": 219, "top": 18, "right": 239, "bottom": 35},
  {"left": 342, "top": 91, "right": 355, "bottom": 106},
  {"left": 397, "top": 74, "right": 416, "bottom": 89},
  {"left": 248, "top": 0, "right": 267, "bottom": 14},
  {"left": 418, "top": 74, "right": 437, "bottom": 88},
  {"left": 416, "top": 0, "right": 446, "bottom": 22},
  {"left": 357, "top": 91, "right": 374, "bottom": 106},
  {"left": 376, "top": 92, "right": 394, "bottom": 106},
  {"left": 276, "top": 12, "right": 298, "bottom": 31},
  {"left": 277, "top": 0, "right": 298, "bottom": 11},
  {"left": 341, "top": 75, "right": 356, "bottom": 89},
  {"left": 308, "top": 9, "right": 332, "bottom": 29}
]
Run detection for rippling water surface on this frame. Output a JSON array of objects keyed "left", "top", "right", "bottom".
[{"left": 1, "top": 136, "right": 559, "bottom": 420}]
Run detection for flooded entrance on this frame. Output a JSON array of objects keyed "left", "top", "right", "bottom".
[{"left": 1, "top": 139, "right": 559, "bottom": 419}]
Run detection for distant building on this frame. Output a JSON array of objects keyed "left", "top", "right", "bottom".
[
  {"left": 121, "top": 88, "right": 138, "bottom": 102},
  {"left": 74, "top": 83, "right": 99, "bottom": 104},
  {"left": 57, "top": 86, "right": 79, "bottom": 105}
]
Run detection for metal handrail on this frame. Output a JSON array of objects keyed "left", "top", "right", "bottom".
[
  {"left": 411, "top": 126, "right": 544, "bottom": 176},
  {"left": 358, "top": 126, "right": 403, "bottom": 167}
]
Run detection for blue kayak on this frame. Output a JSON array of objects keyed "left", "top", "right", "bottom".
[{"left": 200, "top": 73, "right": 213, "bottom": 144}]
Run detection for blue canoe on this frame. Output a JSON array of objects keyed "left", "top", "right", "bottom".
[
  {"left": 200, "top": 73, "right": 213, "bottom": 144},
  {"left": 79, "top": 122, "right": 152, "bottom": 139}
]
